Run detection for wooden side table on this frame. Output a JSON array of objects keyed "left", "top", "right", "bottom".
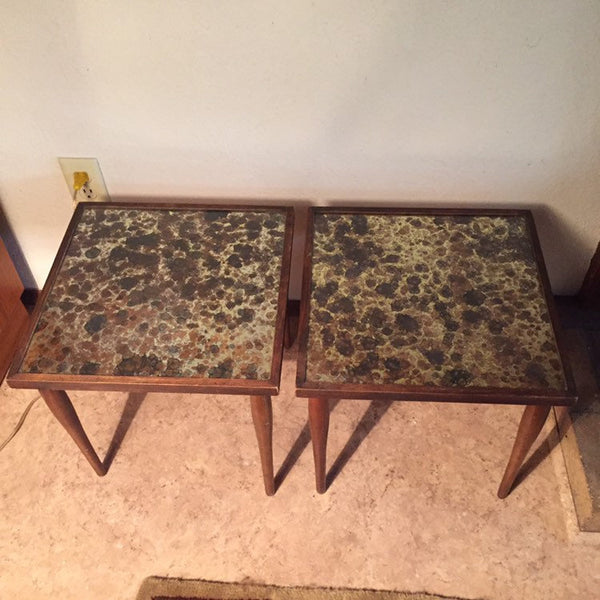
[
  {"left": 8, "top": 202, "right": 294, "bottom": 495},
  {"left": 296, "top": 207, "right": 576, "bottom": 497}
]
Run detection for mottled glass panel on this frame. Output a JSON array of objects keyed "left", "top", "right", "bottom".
[
  {"left": 21, "top": 207, "right": 287, "bottom": 379},
  {"left": 306, "top": 213, "right": 567, "bottom": 390}
]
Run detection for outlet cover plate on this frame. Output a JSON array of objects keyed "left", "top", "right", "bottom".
[{"left": 58, "top": 157, "right": 110, "bottom": 204}]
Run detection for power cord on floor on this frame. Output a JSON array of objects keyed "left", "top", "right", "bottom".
[{"left": 0, "top": 396, "right": 39, "bottom": 452}]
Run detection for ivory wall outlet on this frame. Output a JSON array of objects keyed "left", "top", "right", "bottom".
[{"left": 58, "top": 157, "right": 110, "bottom": 204}]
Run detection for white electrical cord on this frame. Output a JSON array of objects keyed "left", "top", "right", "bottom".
[{"left": 0, "top": 396, "right": 39, "bottom": 452}]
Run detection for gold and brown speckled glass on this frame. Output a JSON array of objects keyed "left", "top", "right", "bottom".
[
  {"left": 302, "top": 210, "right": 568, "bottom": 392},
  {"left": 18, "top": 205, "right": 289, "bottom": 381}
]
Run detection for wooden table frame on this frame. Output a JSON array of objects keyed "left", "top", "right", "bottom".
[
  {"left": 296, "top": 207, "right": 577, "bottom": 497},
  {"left": 8, "top": 202, "right": 295, "bottom": 496}
]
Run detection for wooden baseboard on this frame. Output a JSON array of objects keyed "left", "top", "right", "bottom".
[{"left": 20, "top": 287, "right": 39, "bottom": 310}]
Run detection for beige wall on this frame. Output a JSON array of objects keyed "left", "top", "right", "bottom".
[{"left": 1, "top": 1, "right": 599, "bottom": 296}]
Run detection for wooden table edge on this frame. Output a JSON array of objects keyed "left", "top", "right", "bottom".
[
  {"left": 6, "top": 372, "right": 281, "bottom": 396},
  {"left": 294, "top": 381, "right": 576, "bottom": 406}
]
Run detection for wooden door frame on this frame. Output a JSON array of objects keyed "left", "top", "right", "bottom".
[{"left": 0, "top": 237, "right": 28, "bottom": 382}]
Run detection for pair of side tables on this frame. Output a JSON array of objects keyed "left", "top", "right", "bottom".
[{"left": 8, "top": 203, "right": 575, "bottom": 498}]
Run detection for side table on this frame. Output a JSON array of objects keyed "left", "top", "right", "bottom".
[
  {"left": 8, "top": 202, "right": 294, "bottom": 495},
  {"left": 296, "top": 207, "right": 576, "bottom": 497}
]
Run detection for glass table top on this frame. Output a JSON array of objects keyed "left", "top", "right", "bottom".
[
  {"left": 302, "top": 211, "right": 568, "bottom": 393},
  {"left": 18, "top": 205, "right": 289, "bottom": 381}
]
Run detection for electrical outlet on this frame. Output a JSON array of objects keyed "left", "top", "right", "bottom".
[{"left": 58, "top": 157, "right": 110, "bottom": 204}]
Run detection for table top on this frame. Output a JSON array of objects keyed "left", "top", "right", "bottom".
[
  {"left": 296, "top": 207, "right": 575, "bottom": 405},
  {"left": 9, "top": 203, "right": 293, "bottom": 394}
]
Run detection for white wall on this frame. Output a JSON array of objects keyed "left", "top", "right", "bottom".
[{"left": 1, "top": 0, "right": 599, "bottom": 296}]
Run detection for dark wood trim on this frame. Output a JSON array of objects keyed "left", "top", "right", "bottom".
[
  {"left": 8, "top": 372, "right": 279, "bottom": 395},
  {"left": 579, "top": 241, "right": 600, "bottom": 306},
  {"left": 268, "top": 207, "right": 295, "bottom": 389},
  {"left": 295, "top": 207, "right": 316, "bottom": 390},
  {"left": 524, "top": 211, "right": 577, "bottom": 397},
  {"left": 309, "top": 206, "right": 531, "bottom": 217},
  {"left": 296, "top": 381, "right": 573, "bottom": 405},
  {"left": 295, "top": 206, "right": 577, "bottom": 406},
  {"left": 78, "top": 200, "right": 296, "bottom": 212}
]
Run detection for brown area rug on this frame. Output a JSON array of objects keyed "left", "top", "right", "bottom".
[{"left": 136, "top": 578, "right": 480, "bottom": 600}]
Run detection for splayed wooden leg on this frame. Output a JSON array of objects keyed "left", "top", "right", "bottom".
[
  {"left": 309, "top": 397, "right": 329, "bottom": 493},
  {"left": 498, "top": 404, "right": 551, "bottom": 498},
  {"left": 250, "top": 395, "right": 275, "bottom": 496},
  {"left": 40, "top": 389, "right": 107, "bottom": 476}
]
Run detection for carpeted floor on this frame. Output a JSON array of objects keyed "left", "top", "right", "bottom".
[{"left": 2, "top": 347, "right": 600, "bottom": 599}]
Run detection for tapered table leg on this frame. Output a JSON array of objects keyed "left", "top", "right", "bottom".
[
  {"left": 250, "top": 395, "right": 275, "bottom": 496},
  {"left": 309, "top": 397, "right": 329, "bottom": 494},
  {"left": 284, "top": 301, "right": 299, "bottom": 349},
  {"left": 40, "top": 389, "right": 107, "bottom": 476},
  {"left": 497, "top": 404, "right": 551, "bottom": 498}
]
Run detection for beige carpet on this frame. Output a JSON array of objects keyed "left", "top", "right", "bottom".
[
  {"left": 4, "top": 347, "right": 600, "bottom": 600},
  {"left": 136, "top": 578, "right": 479, "bottom": 600}
]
